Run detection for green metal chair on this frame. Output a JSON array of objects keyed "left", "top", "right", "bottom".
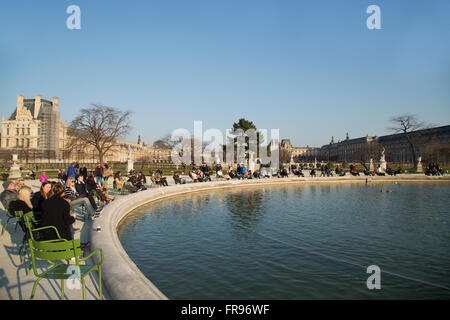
[
  {"left": 28, "top": 227, "right": 104, "bottom": 300},
  {"left": 21, "top": 211, "right": 43, "bottom": 274}
]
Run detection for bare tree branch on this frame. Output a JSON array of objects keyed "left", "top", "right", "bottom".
[{"left": 67, "top": 104, "right": 132, "bottom": 163}]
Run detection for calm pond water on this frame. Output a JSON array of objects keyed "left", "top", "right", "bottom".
[{"left": 118, "top": 182, "right": 450, "bottom": 299}]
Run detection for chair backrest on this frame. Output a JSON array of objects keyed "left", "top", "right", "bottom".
[
  {"left": 23, "top": 212, "right": 41, "bottom": 240},
  {"left": 30, "top": 238, "right": 82, "bottom": 261}
]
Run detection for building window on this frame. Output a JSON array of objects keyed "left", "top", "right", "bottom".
[
  {"left": 6, "top": 128, "right": 9, "bottom": 135},
  {"left": 26, "top": 139, "right": 30, "bottom": 147},
  {"left": 16, "top": 139, "right": 19, "bottom": 147},
  {"left": 27, "top": 128, "right": 30, "bottom": 135},
  {"left": 16, "top": 128, "right": 19, "bottom": 135},
  {"left": 22, "top": 128, "right": 25, "bottom": 135},
  {"left": 6, "top": 139, "right": 9, "bottom": 147}
]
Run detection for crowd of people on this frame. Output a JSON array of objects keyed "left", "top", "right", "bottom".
[
  {"left": 0, "top": 162, "right": 122, "bottom": 246},
  {"left": 425, "top": 163, "right": 444, "bottom": 176},
  {"left": 1, "top": 161, "right": 446, "bottom": 245}
]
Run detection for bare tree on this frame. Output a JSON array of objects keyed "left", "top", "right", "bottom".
[
  {"left": 388, "top": 114, "right": 429, "bottom": 170},
  {"left": 153, "top": 134, "right": 181, "bottom": 149},
  {"left": 352, "top": 142, "right": 383, "bottom": 170},
  {"left": 279, "top": 148, "right": 292, "bottom": 164},
  {"left": 67, "top": 104, "right": 132, "bottom": 164}
]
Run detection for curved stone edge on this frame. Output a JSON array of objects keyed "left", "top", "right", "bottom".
[{"left": 89, "top": 175, "right": 450, "bottom": 300}]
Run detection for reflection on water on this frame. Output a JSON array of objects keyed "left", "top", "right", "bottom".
[
  {"left": 225, "top": 189, "right": 266, "bottom": 232},
  {"left": 118, "top": 183, "right": 450, "bottom": 299}
]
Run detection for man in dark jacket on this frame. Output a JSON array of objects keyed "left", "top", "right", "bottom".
[
  {"left": 40, "top": 183, "right": 76, "bottom": 240},
  {"left": 1, "top": 181, "right": 18, "bottom": 210},
  {"left": 75, "top": 175, "right": 99, "bottom": 211}
]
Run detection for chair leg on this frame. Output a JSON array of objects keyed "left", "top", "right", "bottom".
[
  {"left": 98, "top": 266, "right": 102, "bottom": 300},
  {"left": 81, "top": 277, "right": 86, "bottom": 300},
  {"left": 61, "top": 279, "right": 65, "bottom": 300},
  {"left": 30, "top": 278, "right": 42, "bottom": 300}
]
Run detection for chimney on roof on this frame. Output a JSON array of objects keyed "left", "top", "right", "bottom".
[
  {"left": 34, "top": 94, "right": 42, "bottom": 119},
  {"left": 16, "top": 94, "right": 24, "bottom": 114}
]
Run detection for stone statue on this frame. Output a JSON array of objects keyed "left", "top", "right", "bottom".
[
  {"left": 369, "top": 158, "right": 374, "bottom": 171},
  {"left": 126, "top": 146, "right": 134, "bottom": 173},
  {"left": 127, "top": 145, "right": 132, "bottom": 160},
  {"left": 379, "top": 148, "right": 387, "bottom": 172},
  {"left": 416, "top": 155, "right": 423, "bottom": 173}
]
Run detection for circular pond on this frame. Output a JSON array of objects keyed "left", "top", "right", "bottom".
[{"left": 118, "top": 182, "right": 450, "bottom": 299}]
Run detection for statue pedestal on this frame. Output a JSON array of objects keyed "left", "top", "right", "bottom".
[
  {"left": 368, "top": 159, "right": 374, "bottom": 171},
  {"left": 416, "top": 163, "right": 422, "bottom": 173},
  {"left": 9, "top": 154, "right": 21, "bottom": 179},
  {"left": 380, "top": 160, "right": 387, "bottom": 172},
  {"left": 126, "top": 160, "right": 134, "bottom": 174}
]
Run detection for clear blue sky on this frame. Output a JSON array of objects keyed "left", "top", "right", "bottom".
[{"left": 1, "top": 0, "right": 449, "bottom": 147}]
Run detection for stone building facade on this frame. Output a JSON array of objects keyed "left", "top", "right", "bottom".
[
  {"left": 1, "top": 94, "right": 67, "bottom": 159},
  {"left": 280, "top": 139, "right": 319, "bottom": 161},
  {"left": 0, "top": 94, "right": 173, "bottom": 165},
  {"left": 317, "top": 126, "right": 450, "bottom": 164}
]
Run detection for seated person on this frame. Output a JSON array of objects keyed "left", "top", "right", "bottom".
[
  {"left": 15, "top": 177, "right": 25, "bottom": 191},
  {"left": 253, "top": 170, "right": 261, "bottom": 179},
  {"left": 216, "top": 169, "right": 228, "bottom": 179},
  {"left": 137, "top": 172, "right": 147, "bottom": 185},
  {"left": 64, "top": 177, "right": 98, "bottom": 219},
  {"left": 173, "top": 172, "right": 186, "bottom": 184},
  {"left": 195, "top": 169, "right": 205, "bottom": 182},
  {"left": 188, "top": 170, "right": 197, "bottom": 182},
  {"left": 40, "top": 183, "right": 77, "bottom": 241},
  {"left": 114, "top": 171, "right": 125, "bottom": 191},
  {"left": 76, "top": 175, "right": 102, "bottom": 209},
  {"left": 39, "top": 172, "right": 48, "bottom": 183},
  {"left": 310, "top": 169, "right": 316, "bottom": 177},
  {"left": 155, "top": 170, "right": 168, "bottom": 186},
  {"left": 203, "top": 168, "right": 212, "bottom": 182},
  {"left": 1, "top": 181, "right": 18, "bottom": 210},
  {"left": 280, "top": 168, "right": 289, "bottom": 178},
  {"left": 127, "top": 172, "right": 145, "bottom": 191},
  {"left": 31, "top": 181, "right": 52, "bottom": 219},
  {"left": 376, "top": 166, "right": 386, "bottom": 176},
  {"left": 228, "top": 168, "right": 237, "bottom": 179},
  {"left": 9, "top": 186, "right": 34, "bottom": 233},
  {"left": 293, "top": 168, "right": 304, "bottom": 177},
  {"left": 85, "top": 175, "right": 111, "bottom": 205}
]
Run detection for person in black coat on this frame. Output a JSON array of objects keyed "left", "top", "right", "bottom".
[
  {"left": 75, "top": 175, "right": 99, "bottom": 210},
  {"left": 40, "top": 183, "right": 76, "bottom": 241},
  {"left": 9, "top": 186, "right": 34, "bottom": 233},
  {"left": 31, "top": 181, "right": 52, "bottom": 217}
]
